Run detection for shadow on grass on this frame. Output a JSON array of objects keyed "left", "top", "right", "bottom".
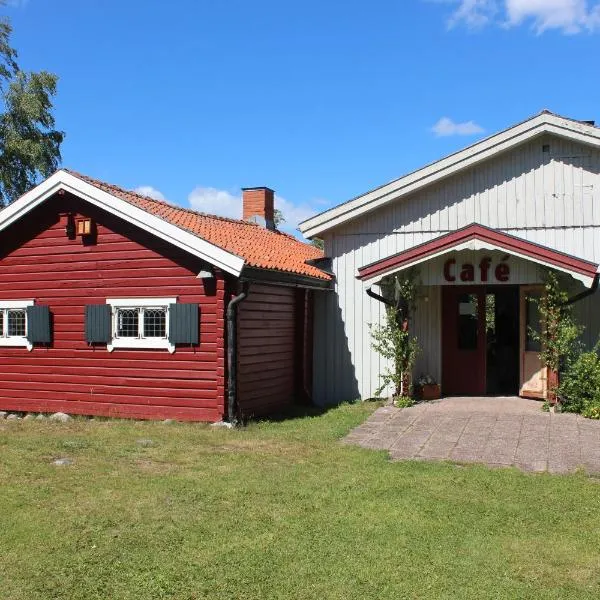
[{"left": 243, "top": 397, "right": 382, "bottom": 427}]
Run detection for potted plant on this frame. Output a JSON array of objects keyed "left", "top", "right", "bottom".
[{"left": 416, "top": 374, "right": 441, "bottom": 401}]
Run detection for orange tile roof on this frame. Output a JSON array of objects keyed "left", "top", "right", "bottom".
[{"left": 65, "top": 170, "right": 330, "bottom": 281}]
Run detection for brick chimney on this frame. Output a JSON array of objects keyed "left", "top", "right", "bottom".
[{"left": 242, "top": 187, "right": 275, "bottom": 230}]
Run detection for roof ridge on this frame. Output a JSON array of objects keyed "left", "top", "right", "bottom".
[
  {"left": 64, "top": 168, "right": 273, "bottom": 228},
  {"left": 64, "top": 168, "right": 315, "bottom": 252},
  {"left": 37, "top": 169, "right": 330, "bottom": 280},
  {"left": 300, "top": 110, "right": 600, "bottom": 236}
]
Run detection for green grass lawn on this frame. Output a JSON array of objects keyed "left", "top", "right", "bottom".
[{"left": 1, "top": 402, "right": 600, "bottom": 599}]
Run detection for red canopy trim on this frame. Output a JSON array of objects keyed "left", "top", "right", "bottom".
[{"left": 357, "top": 223, "right": 599, "bottom": 285}]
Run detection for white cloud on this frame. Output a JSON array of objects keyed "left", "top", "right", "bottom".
[
  {"left": 447, "top": 0, "right": 497, "bottom": 28},
  {"left": 134, "top": 185, "right": 166, "bottom": 201},
  {"left": 505, "top": 0, "right": 600, "bottom": 33},
  {"left": 431, "top": 117, "right": 485, "bottom": 137},
  {"left": 439, "top": 0, "right": 600, "bottom": 33},
  {"left": 187, "top": 186, "right": 318, "bottom": 236},
  {"left": 188, "top": 187, "right": 240, "bottom": 219},
  {"left": 275, "top": 196, "right": 319, "bottom": 233}
]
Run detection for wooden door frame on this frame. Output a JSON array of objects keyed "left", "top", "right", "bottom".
[{"left": 519, "top": 284, "right": 547, "bottom": 400}]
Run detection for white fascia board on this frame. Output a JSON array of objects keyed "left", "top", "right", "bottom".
[
  {"left": 362, "top": 240, "right": 595, "bottom": 288},
  {"left": 0, "top": 171, "right": 245, "bottom": 277},
  {"left": 0, "top": 299, "right": 35, "bottom": 308},
  {"left": 301, "top": 114, "right": 600, "bottom": 238},
  {"left": 106, "top": 297, "right": 177, "bottom": 307}
]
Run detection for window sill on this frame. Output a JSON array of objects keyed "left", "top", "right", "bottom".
[
  {"left": 0, "top": 337, "right": 33, "bottom": 351},
  {"left": 107, "top": 338, "right": 175, "bottom": 353}
]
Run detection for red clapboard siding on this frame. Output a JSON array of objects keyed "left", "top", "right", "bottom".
[
  {"left": 0, "top": 193, "right": 227, "bottom": 421},
  {"left": 236, "top": 283, "right": 296, "bottom": 418}
]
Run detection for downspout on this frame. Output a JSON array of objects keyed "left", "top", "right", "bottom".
[
  {"left": 366, "top": 285, "right": 409, "bottom": 327},
  {"left": 226, "top": 282, "right": 249, "bottom": 425},
  {"left": 366, "top": 286, "right": 394, "bottom": 308},
  {"left": 564, "top": 273, "right": 599, "bottom": 306}
]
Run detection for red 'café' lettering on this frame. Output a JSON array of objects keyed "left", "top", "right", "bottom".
[
  {"left": 443, "top": 258, "right": 456, "bottom": 282},
  {"left": 443, "top": 257, "right": 510, "bottom": 283},
  {"left": 495, "top": 262, "right": 510, "bottom": 282}
]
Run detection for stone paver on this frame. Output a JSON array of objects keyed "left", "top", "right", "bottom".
[{"left": 344, "top": 397, "right": 600, "bottom": 475}]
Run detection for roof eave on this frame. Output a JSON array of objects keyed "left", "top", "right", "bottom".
[{"left": 240, "top": 266, "right": 333, "bottom": 290}]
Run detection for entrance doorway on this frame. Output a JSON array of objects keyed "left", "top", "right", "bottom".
[{"left": 442, "top": 286, "right": 520, "bottom": 396}]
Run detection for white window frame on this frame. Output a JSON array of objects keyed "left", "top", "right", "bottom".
[
  {"left": 106, "top": 297, "right": 177, "bottom": 353},
  {"left": 0, "top": 300, "right": 34, "bottom": 351}
]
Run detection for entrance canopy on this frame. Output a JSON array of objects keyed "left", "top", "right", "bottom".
[{"left": 357, "top": 223, "right": 599, "bottom": 288}]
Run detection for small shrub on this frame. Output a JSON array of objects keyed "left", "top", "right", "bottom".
[
  {"left": 582, "top": 402, "right": 600, "bottom": 420},
  {"left": 394, "top": 397, "right": 415, "bottom": 409},
  {"left": 559, "top": 349, "right": 600, "bottom": 414}
]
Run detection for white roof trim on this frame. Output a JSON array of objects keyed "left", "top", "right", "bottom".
[
  {"left": 300, "top": 113, "right": 600, "bottom": 238},
  {"left": 362, "top": 240, "right": 595, "bottom": 288},
  {"left": 0, "top": 171, "right": 245, "bottom": 277}
]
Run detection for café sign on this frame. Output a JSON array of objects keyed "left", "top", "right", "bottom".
[{"left": 443, "top": 256, "right": 510, "bottom": 283}]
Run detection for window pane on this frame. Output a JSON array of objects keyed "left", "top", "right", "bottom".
[
  {"left": 0, "top": 310, "right": 3, "bottom": 337},
  {"left": 525, "top": 294, "right": 542, "bottom": 352},
  {"left": 117, "top": 308, "right": 139, "bottom": 338},
  {"left": 458, "top": 294, "right": 478, "bottom": 350},
  {"left": 7, "top": 309, "right": 26, "bottom": 337},
  {"left": 143, "top": 308, "right": 166, "bottom": 338}
]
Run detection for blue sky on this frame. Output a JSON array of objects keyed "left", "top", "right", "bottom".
[{"left": 7, "top": 0, "right": 600, "bottom": 236}]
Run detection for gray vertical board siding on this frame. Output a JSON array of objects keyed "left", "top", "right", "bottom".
[
  {"left": 313, "top": 134, "right": 600, "bottom": 405},
  {"left": 412, "top": 286, "right": 442, "bottom": 385},
  {"left": 572, "top": 288, "right": 600, "bottom": 351}
]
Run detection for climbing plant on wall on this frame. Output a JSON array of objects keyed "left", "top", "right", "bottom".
[
  {"left": 532, "top": 271, "right": 582, "bottom": 373},
  {"left": 369, "top": 270, "right": 420, "bottom": 400},
  {"left": 529, "top": 270, "right": 583, "bottom": 401}
]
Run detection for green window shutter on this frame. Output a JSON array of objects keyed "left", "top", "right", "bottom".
[
  {"left": 169, "top": 303, "right": 199, "bottom": 345},
  {"left": 85, "top": 304, "right": 112, "bottom": 344},
  {"left": 26, "top": 305, "right": 51, "bottom": 344}
]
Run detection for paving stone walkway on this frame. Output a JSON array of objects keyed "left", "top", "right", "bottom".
[{"left": 344, "top": 397, "right": 600, "bottom": 475}]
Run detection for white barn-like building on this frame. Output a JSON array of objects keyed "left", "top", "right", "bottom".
[{"left": 300, "top": 112, "right": 600, "bottom": 404}]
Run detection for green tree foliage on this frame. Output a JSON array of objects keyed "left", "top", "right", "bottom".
[
  {"left": 310, "top": 237, "right": 324, "bottom": 251},
  {"left": 273, "top": 208, "right": 284, "bottom": 227},
  {"left": 0, "top": 4, "right": 63, "bottom": 205}
]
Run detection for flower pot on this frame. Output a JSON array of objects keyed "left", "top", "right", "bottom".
[{"left": 418, "top": 384, "right": 441, "bottom": 401}]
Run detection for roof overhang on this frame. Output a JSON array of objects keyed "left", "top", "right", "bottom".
[
  {"left": 357, "top": 223, "right": 600, "bottom": 288},
  {"left": 300, "top": 112, "right": 600, "bottom": 238},
  {"left": 241, "top": 266, "right": 333, "bottom": 290},
  {"left": 0, "top": 170, "right": 245, "bottom": 277}
]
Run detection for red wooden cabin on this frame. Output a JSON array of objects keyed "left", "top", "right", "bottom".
[{"left": 0, "top": 170, "right": 331, "bottom": 422}]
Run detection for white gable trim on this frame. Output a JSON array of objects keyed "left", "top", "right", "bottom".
[
  {"left": 0, "top": 170, "right": 245, "bottom": 277},
  {"left": 300, "top": 113, "right": 600, "bottom": 238}
]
